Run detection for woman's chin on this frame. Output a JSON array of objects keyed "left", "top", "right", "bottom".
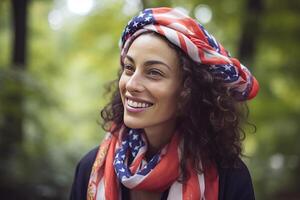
[{"left": 124, "top": 119, "right": 144, "bottom": 129}]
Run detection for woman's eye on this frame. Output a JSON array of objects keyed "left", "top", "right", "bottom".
[
  {"left": 148, "top": 69, "right": 163, "bottom": 77},
  {"left": 124, "top": 64, "right": 133, "bottom": 70},
  {"left": 123, "top": 64, "right": 134, "bottom": 74}
]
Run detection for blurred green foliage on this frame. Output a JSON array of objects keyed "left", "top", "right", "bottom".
[{"left": 0, "top": 0, "right": 299, "bottom": 199}]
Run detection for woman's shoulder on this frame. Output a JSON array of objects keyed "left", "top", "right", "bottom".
[
  {"left": 218, "top": 157, "right": 253, "bottom": 178},
  {"left": 77, "top": 146, "right": 99, "bottom": 168},
  {"left": 69, "top": 146, "right": 99, "bottom": 200},
  {"left": 218, "top": 158, "right": 255, "bottom": 200},
  {"left": 74, "top": 146, "right": 99, "bottom": 181}
]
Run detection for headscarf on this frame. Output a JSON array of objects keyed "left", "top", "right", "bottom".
[{"left": 119, "top": 7, "right": 259, "bottom": 101}]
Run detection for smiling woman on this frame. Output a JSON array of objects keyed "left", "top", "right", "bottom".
[
  {"left": 119, "top": 33, "right": 182, "bottom": 155},
  {"left": 70, "top": 7, "right": 259, "bottom": 200}
]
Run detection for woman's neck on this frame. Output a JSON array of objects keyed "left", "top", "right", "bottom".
[{"left": 143, "top": 119, "right": 177, "bottom": 160}]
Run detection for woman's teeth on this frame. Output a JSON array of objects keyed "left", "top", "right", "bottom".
[{"left": 127, "top": 99, "right": 152, "bottom": 108}]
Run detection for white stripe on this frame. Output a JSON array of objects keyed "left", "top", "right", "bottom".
[
  {"left": 144, "top": 25, "right": 182, "bottom": 49},
  {"left": 198, "top": 173, "right": 206, "bottom": 200},
  {"left": 96, "top": 178, "right": 105, "bottom": 200},
  {"left": 168, "top": 181, "right": 183, "bottom": 200},
  {"left": 145, "top": 25, "right": 201, "bottom": 63},
  {"left": 160, "top": 26, "right": 181, "bottom": 47},
  {"left": 155, "top": 9, "right": 188, "bottom": 20},
  {"left": 168, "top": 22, "right": 194, "bottom": 35},
  {"left": 144, "top": 24, "right": 156, "bottom": 31},
  {"left": 203, "top": 50, "right": 232, "bottom": 63},
  {"left": 121, "top": 173, "right": 147, "bottom": 188},
  {"left": 144, "top": 24, "right": 181, "bottom": 47},
  {"left": 183, "top": 34, "right": 202, "bottom": 63}
]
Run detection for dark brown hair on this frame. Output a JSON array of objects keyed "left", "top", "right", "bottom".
[{"left": 100, "top": 32, "right": 250, "bottom": 181}]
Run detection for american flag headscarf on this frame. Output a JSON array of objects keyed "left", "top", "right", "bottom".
[
  {"left": 119, "top": 7, "right": 259, "bottom": 101},
  {"left": 87, "top": 126, "right": 219, "bottom": 200}
]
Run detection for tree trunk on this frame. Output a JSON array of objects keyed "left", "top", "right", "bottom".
[
  {"left": 0, "top": 0, "right": 28, "bottom": 182},
  {"left": 238, "top": 0, "right": 264, "bottom": 67}
]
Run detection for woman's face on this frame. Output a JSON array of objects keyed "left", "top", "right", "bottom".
[{"left": 119, "top": 34, "right": 182, "bottom": 133}]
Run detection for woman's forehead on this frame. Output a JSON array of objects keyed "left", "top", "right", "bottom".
[{"left": 126, "top": 34, "right": 179, "bottom": 65}]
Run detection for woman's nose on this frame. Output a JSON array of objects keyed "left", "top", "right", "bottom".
[{"left": 126, "top": 72, "right": 144, "bottom": 93}]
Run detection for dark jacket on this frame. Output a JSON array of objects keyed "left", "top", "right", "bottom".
[{"left": 70, "top": 147, "right": 255, "bottom": 200}]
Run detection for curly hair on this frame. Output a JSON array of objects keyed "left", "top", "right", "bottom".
[{"left": 100, "top": 32, "right": 250, "bottom": 181}]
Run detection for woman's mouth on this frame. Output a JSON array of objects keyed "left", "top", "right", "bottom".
[{"left": 126, "top": 98, "right": 153, "bottom": 113}]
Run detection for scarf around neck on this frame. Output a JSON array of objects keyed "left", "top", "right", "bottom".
[{"left": 87, "top": 126, "right": 219, "bottom": 200}]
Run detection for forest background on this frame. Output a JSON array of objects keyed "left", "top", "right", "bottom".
[{"left": 0, "top": 0, "right": 299, "bottom": 199}]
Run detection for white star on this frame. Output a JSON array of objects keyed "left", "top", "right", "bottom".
[
  {"left": 138, "top": 12, "right": 145, "bottom": 18},
  {"left": 125, "top": 27, "right": 130, "bottom": 33},
  {"left": 145, "top": 16, "right": 151, "bottom": 22},
  {"left": 120, "top": 167, "right": 125, "bottom": 172},
  {"left": 134, "top": 146, "right": 139, "bottom": 150},
  {"left": 133, "top": 134, "right": 138, "bottom": 140},
  {"left": 210, "top": 65, "right": 217, "bottom": 69},
  {"left": 133, "top": 21, "right": 139, "bottom": 27},
  {"left": 224, "top": 65, "right": 232, "bottom": 71}
]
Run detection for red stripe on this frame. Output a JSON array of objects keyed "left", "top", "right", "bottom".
[
  {"left": 231, "top": 58, "right": 247, "bottom": 80},
  {"left": 177, "top": 33, "right": 188, "bottom": 53},
  {"left": 152, "top": 8, "right": 206, "bottom": 39},
  {"left": 183, "top": 163, "right": 200, "bottom": 199},
  {"left": 104, "top": 137, "right": 119, "bottom": 200},
  {"left": 130, "top": 152, "right": 146, "bottom": 173},
  {"left": 155, "top": 25, "right": 165, "bottom": 35},
  {"left": 204, "top": 162, "right": 219, "bottom": 200},
  {"left": 135, "top": 135, "right": 180, "bottom": 192},
  {"left": 248, "top": 77, "right": 259, "bottom": 100},
  {"left": 152, "top": 7, "right": 173, "bottom": 14}
]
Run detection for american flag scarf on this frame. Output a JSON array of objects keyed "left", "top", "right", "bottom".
[
  {"left": 119, "top": 7, "right": 259, "bottom": 101},
  {"left": 87, "top": 127, "right": 219, "bottom": 200}
]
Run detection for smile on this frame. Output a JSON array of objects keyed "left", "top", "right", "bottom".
[
  {"left": 127, "top": 99, "right": 152, "bottom": 108},
  {"left": 125, "top": 97, "right": 153, "bottom": 113}
]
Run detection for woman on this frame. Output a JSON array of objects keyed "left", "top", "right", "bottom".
[{"left": 70, "top": 7, "right": 259, "bottom": 200}]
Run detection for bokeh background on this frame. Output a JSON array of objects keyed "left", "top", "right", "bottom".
[{"left": 0, "top": 0, "right": 299, "bottom": 199}]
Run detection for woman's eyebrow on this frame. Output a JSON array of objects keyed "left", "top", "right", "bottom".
[
  {"left": 125, "top": 55, "right": 171, "bottom": 71},
  {"left": 125, "top": 55, "right": 135, "bottom": 64},
  {"left": 144, "top": 60, "right": 171, "bottom": 71}
]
